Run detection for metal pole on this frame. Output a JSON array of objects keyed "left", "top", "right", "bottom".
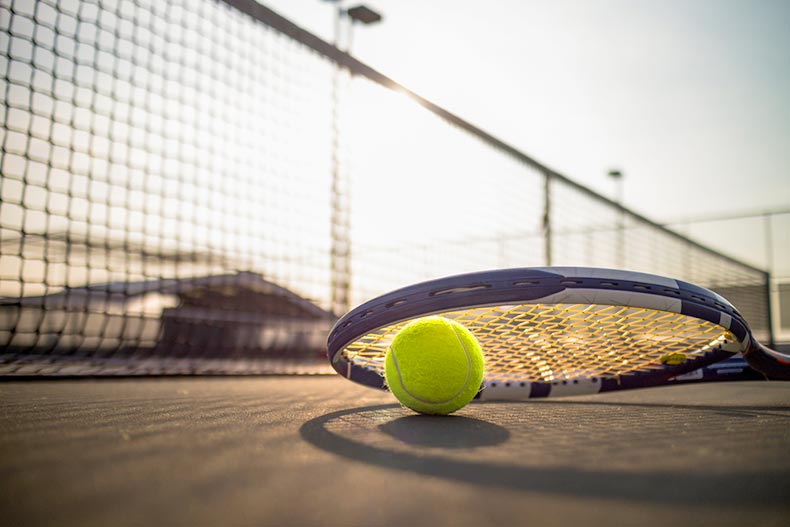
[
  {"left": 543, "top": 171, "right": 552, "bottom": 266},
  {"left": 329, "top": 4, "right": 350, "bottom": 316},
  {"left": 608, "top": 169, "right": 624, "bottom": 268},
  {"left": 326, "top": 2, "right": 381, "bottom": 315},
  {"left": 764, "top": 212, "right": 776, "bottom": 346},
  {"left": 764, "top": 212, "right": 774, "bottom": 273}
]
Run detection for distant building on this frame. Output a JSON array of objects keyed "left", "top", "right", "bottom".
[{"left": 0, "top": 272, "right": 335, "bottom": 359}]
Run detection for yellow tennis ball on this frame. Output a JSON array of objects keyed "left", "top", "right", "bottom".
[{"left": 384, "top": 316, "right": 484, "bottom": 415}]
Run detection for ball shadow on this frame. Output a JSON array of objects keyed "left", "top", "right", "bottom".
[{"left": 378, "top": 415, "right": 510, "bottom": 449}]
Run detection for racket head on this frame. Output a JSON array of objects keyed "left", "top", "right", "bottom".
[{"left": 327, "top": 267, "right": 758, "bottom": 398}]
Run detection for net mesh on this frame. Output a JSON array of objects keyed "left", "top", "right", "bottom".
[{"left": 0, "top": 0, "right": 771, "bottom": 375}]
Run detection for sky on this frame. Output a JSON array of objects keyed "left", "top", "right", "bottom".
[{"left": 264, "top": 0, "right": 790, "bottom": 276}]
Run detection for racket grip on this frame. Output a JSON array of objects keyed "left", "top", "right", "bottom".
[{"left": 745, "top": 342, "right": 790, "bottom": 380}]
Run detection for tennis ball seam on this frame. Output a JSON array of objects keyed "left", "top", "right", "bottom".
[{"left": 389, "top": 317, "right": 472, "bottom": 406}]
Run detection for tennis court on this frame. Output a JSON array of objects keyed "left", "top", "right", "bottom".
[
  {"left": 2, "top": 1, "right": 789, "bottom": 525},
  {"left": 1, "top": 377, "right": 789, "bottom": 526}
]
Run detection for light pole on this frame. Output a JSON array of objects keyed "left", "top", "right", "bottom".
[
  {"left": 608, "top": 169, "right": 625, "bottom": 268},
  {"left": 325, "top": 2, "right": 382, "bottom": 51},
  {"left": 325, "top": 1, "right": 382, "bottom": 316}
]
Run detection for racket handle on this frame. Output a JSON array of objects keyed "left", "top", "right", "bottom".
[{"left": 744, "top": 341, "right": 790, "bottom": 380}]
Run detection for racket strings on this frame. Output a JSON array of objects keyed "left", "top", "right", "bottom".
[{"left": 339, "top": 304, "right": 733, "bottom": 382}]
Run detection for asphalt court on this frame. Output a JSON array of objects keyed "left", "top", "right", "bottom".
[{"left": 1, "top": 376, "right": 789, "bottom": 526}]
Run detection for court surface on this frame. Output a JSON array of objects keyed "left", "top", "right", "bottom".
[{"left": 1, "top": 376, "right": 789, "bottom": 526}]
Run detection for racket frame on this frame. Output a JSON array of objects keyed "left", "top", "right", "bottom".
[{"left": 327, "top": 267, "right": 777, "bottom": 398}]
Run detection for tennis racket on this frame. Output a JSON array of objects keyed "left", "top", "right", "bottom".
[{"left": 327, "top": 267, "right": 790, "bottom": 399}]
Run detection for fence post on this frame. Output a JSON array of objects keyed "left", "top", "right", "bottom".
[{"left": 543, "top": 171, "right": 552, "bottom": 266}]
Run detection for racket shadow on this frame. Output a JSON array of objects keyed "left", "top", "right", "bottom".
[{"left": 299, "top": 400, "right": 790, "bottom": 506}]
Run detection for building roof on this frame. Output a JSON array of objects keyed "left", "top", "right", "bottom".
[{"left": 1, "top": 272, "right": 334, "bottom": 320}]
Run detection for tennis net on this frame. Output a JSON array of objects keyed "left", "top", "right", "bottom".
[{"left": 0, "top": 0, "right": 772, "bottom": 375}]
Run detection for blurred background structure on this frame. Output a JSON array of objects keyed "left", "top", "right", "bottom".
[
  {"left": 662, "top": 209, "right": 789, "bottom": 345},
  {"left": 0, "top": 0, "right": 786, "bottom": 375}
]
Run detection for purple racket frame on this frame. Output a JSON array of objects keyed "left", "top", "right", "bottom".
[{"left": 327, "top": 267, "right": 790, "bottom": 399}]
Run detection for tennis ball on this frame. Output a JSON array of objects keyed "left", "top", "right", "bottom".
[{"left": 384, "top": 316, "right": 484, "bottom": 415}]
